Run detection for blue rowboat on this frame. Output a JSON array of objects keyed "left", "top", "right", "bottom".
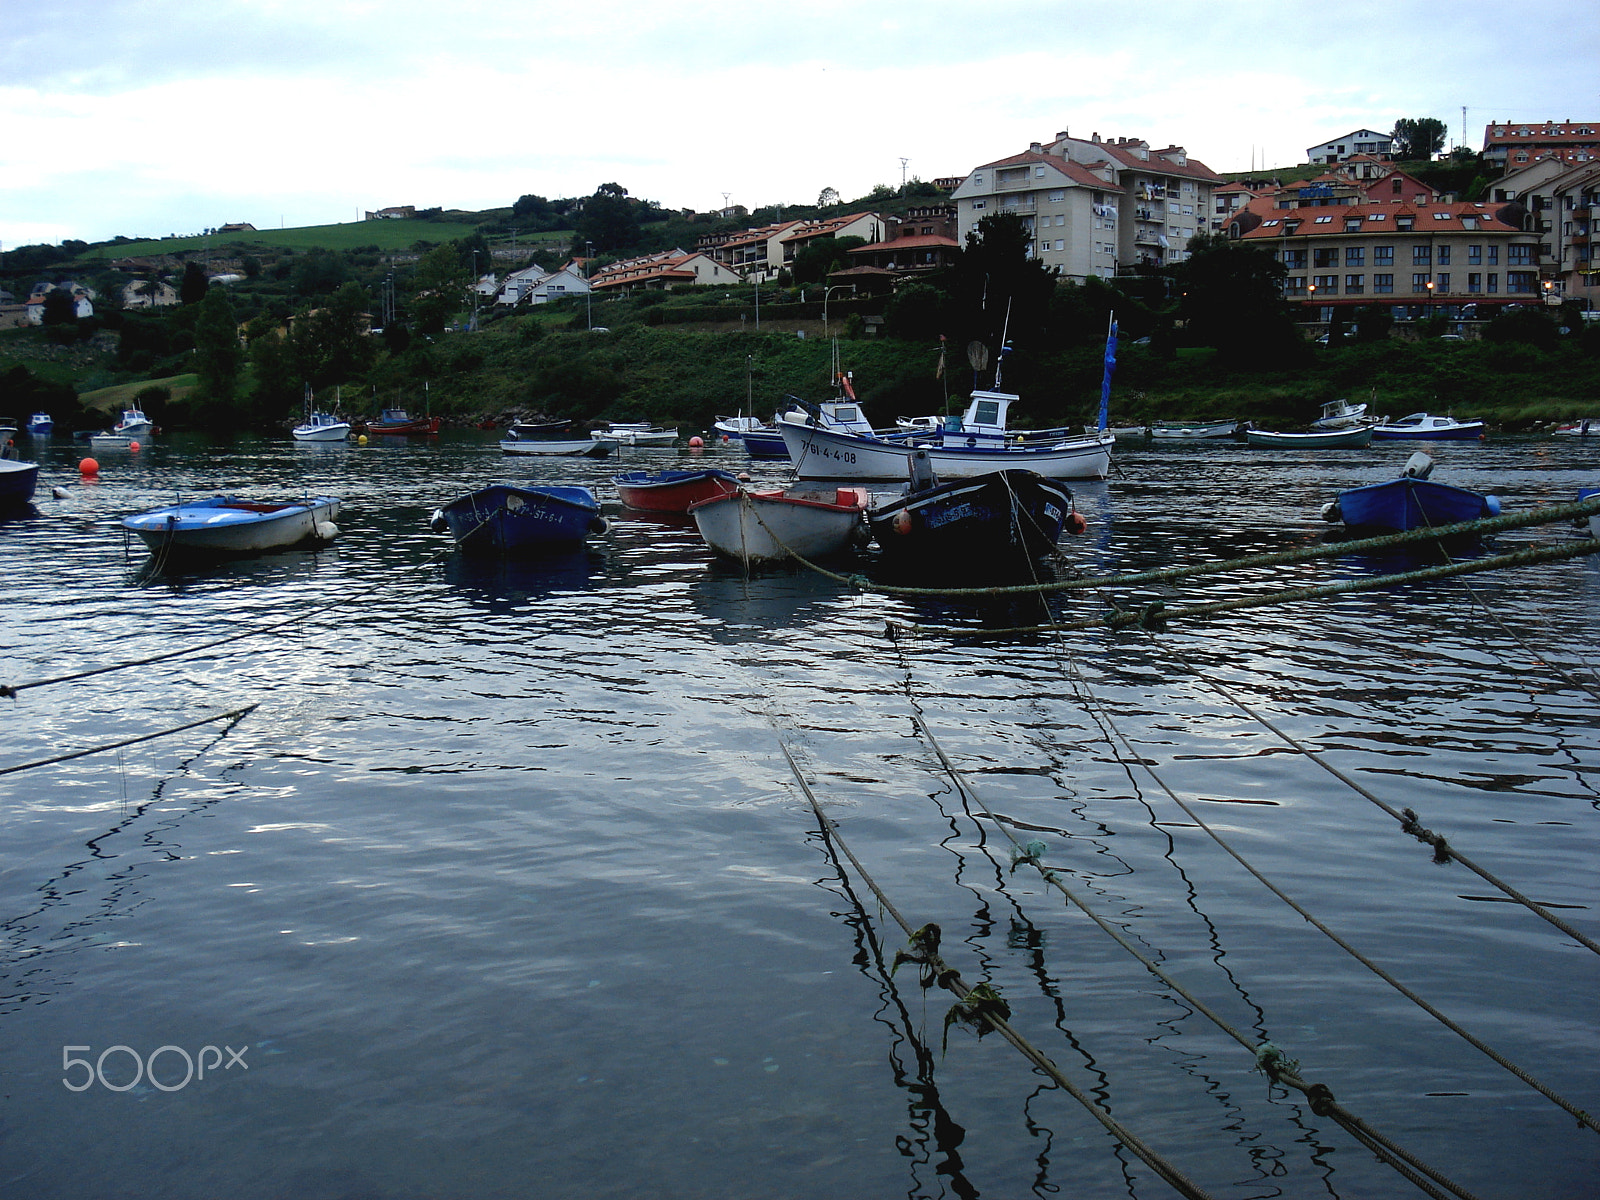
[
  {"left": 433, "top": 485, "right": 605, "bottom": 553},
  {"left": 1323, "top": 454, "right": 1498, "bottom": 532},
  {"left": 122, "top": 495, "right": 341, "bottom": 555}
]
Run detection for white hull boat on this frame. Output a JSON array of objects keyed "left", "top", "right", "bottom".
[
  {"left": 780, "top": 387, "right": 1113, "bottom": 481},
  {"left": 1149, "top": 420, "right": 1244, "bottom": 440},
  {"left": 590, "top": 423, "right": 679, "bottom": 447},
  {"left": 292, "top": 412, "right": 351, "bottom": 441},
  {"left": 113, "top": 407, "right": 153, "bottom": 436},
  {"left": 688, "top": 484, "right": 867, "bottom": 565},
  {"left": 500, "top": 437, "right": 611, "bottom": 457},
  {"left": 1311, "top": 399, "right": 1370, "bottom": 430},
  {"left": 122, "top": 495, "right": 341, "bottom": 556}
]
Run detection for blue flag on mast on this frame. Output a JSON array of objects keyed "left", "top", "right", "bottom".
[{"left": 1097, "top": 320, "right": 1118, "bottom": 433}]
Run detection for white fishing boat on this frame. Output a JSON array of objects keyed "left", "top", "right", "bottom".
[
  {"left": 688, "top": 484, "right": 868, "bottom": 565},
  {"left": 1311, "top": 398, "right": 1371, "bottom": 430},
  {"left": 113, "top": 407, "right": 153, "bottom": 436},
  {"left": 292, "top": 412, "right": 351, "bottom": 442},
  {"left": 589, "top": 422, "right": 679, "bottom": 447},
  {"left": 779, "top": 389, "right": 1113, "bottom": 481}
]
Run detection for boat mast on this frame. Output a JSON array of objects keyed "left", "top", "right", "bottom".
[{"left": 1097, "top": 311, "right": 1118, "bottom": 433}]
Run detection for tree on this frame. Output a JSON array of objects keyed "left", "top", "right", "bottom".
[
  {"left": 1171, "top": 232, "right": 1301, "bottom": 364},
  {"left": 178, "top": 261, "right": 209, "bottom": 304},
  {"left": 39, "top": 288, "right": 77, "bottom": 326},
  {"left": 292, "top": 281, "right": 376, "bottom": 385},
  {"left": 190, "top": 286, "right": 245, "bottom": 423},
  {"left": 791, "top": 235, "right": 865, "bottom": 286},
  {"left": 944, "top": 212, "right": 1060, "bottom": 361},
  {"left": 1392, "top": 117, "right": 1448, "bottom": 160},
  {"left": 572, "top": 182, "right": 641, "bottom": 255},
  {"left": 817, "top": 186, "right": 840, "bottom": 209},
  {"left": 410, "top": 242, "right": 472, "bottom": 336}
]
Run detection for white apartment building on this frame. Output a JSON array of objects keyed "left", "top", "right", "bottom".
[{"left": 950, "top": 130, "right": 1224, "bottom": 280}]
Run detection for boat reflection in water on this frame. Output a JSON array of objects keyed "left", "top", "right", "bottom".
[{"left": 441, "top": 548, "right": 598, "bottom": 615}]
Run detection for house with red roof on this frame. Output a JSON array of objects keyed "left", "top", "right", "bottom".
[
  {"left": 843, "top": 205, "right": 961, "bottom": 280},
  {"left": 587, "top": 249, "right": 742, "bottom": 294},
  {"left": 951, "top": 129, "right": 1224, "bottom": 280},
  {"left": 1237, "top": 199, "right": 1539, "bottom": 317},
  {"left": 1305, "top": 129, "right": 1395, "bottom": 164},
  {"left": 1482, "top": 120, "right": 1600, "bottom": 171}
]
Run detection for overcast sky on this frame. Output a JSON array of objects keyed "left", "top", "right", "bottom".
[{"left": 3, "top": 0, "right": 1596, "bottom": 249}]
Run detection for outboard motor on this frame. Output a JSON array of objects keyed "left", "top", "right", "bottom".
[
  {"left": 907, "top": 447, "right": 937, "bottom": 493},
  {"left": 1403, "top": 451, "right": 1435, "bottom": 480}
]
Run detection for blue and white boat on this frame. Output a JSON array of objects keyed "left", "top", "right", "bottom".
[
  {"left": 1322, "top": 453, "right": 1499, "bottom": 533},
  {"left": 26, "top": 412, "right": 53, "bottom": 437},
  {"left": 122, "top": 495, "right": 341, "bottom": 556},
  {"left": 0, "top": 456, "right": 39, "bottom": 510},
  {"left": 779, "top": 388, "right": 1113, "bottom": 481},
  {"left": 431, "top": 485, "right": 606, "bottom": 553},
  {"left": 113, "top": 407, "right": 154, "bottom": 436},
  {"left": 292, "top": 412, "right": 351, "bottom": 442},
  {"left": 1370, "top": 413, "right": 1485, "bottom": 441}
]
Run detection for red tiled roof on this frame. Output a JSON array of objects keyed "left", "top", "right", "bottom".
[{"left": 1239, "top": 201, "right": 1521, "bottom": 241}]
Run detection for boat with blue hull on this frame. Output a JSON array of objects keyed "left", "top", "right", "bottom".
[
  {"left": 1322, "top": 453, "right": 1499, "bottom": 533},
  {"left": 432, "top": 485, "right": 606, "bottom": 553},
  {"left": 0, "top": 457, "right": 39, "bottom": 510},
  {"left": 122, "top": 495, "right": 342, "bottom": 556},
  {"left": 1370, "top": 413, "right": 1486, "bottom": 441},
  {"left": 26, "top": 413, "right": 53, "bottom": 437}
]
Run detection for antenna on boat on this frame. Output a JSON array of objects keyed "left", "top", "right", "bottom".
[{"left": 994, "top": 299, "right": 1014, "bottom": 390}]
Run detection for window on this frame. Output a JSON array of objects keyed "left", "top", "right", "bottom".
[
  {"left": 1314, "top": 247, "right": 1339, "bottom": 267},
  {"left": 1487, "top": 273, "right": 1499, "bottom": 293},
  {"left": 972, "top": 200, "right": 986, "bottom": 210},
  {"left": 1036, "top": 167, "right": 1046, "bottom": 178},
  {"left": 1437, "top": 273, "right": 1450, "bottom": 292},
  {"left": 1375, "top": 246, "right": 1394, "bottom": 265},
  {"left": 1392, "top": 178, "right": 1403, "bottom": 194},
  {"left": 1437, "top": 245, "right": 1450, "bottom": 265},
  {"left": 1048, "top": 190, "right": 1064, "bottom": 202},
  {"left": 1508, "top": 245, "right": 1533, "bottom": 265},
  {"left": 1433, "top": 211, "right": 1452, "bottom": 220},
  {"left": 1508, "top": 271, "right": 1537, "bottom": 293},
  {"left": 1313, "top": 274, "right": 1339, "bottom": 294},
  {"left": 1345, "top": 274, "right": 1365, "bottom": 294},
  {"left": 1468, "top": 245, "right": 1481, "bottom": 264},
  {"left": 1467, "top": 273, "right": 1481, "bottom": 292},
  {"left": 1374, "top": 274, "right": 1394, "bottom": 293},
  {"left": 1315, "top": 215, "right": 1334, "bottom": 224},
  {"left": 1412, "top": 246, "right": 1431, "bottom": 264},
  {"left": 1368, "top": 212, "right": 1388, "bottom": 222},
  {"left": 1413, "top": 273, "right": 1432, "bottom": 292},
  {"left": 1345, "top": 247, "right": 1365, "bottom": 266},
  {"left": 1283, "top": 249, "right": 1307, "bottom": 269},
  {"left": 1345, "top": 218, "right": 1363, "bottom": 232},
  {"left": 1285, "top": 276, "right": 1306, "bottom": 294},
  {"left": 1488, "top": 246, "right": 1499, "bottom": 264}
]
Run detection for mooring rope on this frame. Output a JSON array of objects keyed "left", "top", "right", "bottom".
[
  {"left": 1148, "top": 645, "right": 1600, "bottom": 958},
  {"left": 0, "top": 704, "right": 260, "bottom": 777},
  {"left": 788, "top": 493, "right": 1600, "bottom": 599},
  {"left": 931, "top": 734, "right": 1488, "bottom": 1200},
  {"left": 771, "top": 732, "right": 1220, "bottom": 1200},
  {"left": 883, "top": 537, "right": 1600, "bottom": 639}
]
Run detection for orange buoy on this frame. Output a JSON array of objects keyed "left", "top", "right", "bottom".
[
  {"left": 1064, "top": 512, "right": 1087, "bottom": 535},
  {"left": 79, "top": 457, "right": 100, "bottom": 477},
  {"left": 128, "top": 440, "right": 141, "bottom": 452},
  {"left": 891, "top": 510, "right": 913, "bottom": 536},
  {"left": 689, "top": 436, "right": 704, "bottom": 447}
]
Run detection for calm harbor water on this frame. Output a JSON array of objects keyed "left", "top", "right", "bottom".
[{"left": 0, "top": 428, "right": 1596, "bottom": 1199}]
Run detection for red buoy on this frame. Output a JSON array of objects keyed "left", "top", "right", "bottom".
[
  {"left": 688, "top": 436, "right": 704, "bottom": 447},
  {"left": 1064, "top": 512, "right": 1087, "bottom": 535},
  {"left": 79, "top": 457, "right": 100, "bottom": 477}
]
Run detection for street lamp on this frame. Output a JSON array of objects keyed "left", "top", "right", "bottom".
[
  {"left": 823, "top": 284, "right": 854, "bottom": 338},
  {"left": 585, "top": 241, "right": 594, "bottom": 331},
  {"left": 1426, "top": 277, "right": 1434, "bottom": 320}
]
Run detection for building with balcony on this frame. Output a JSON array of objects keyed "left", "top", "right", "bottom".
[
  {"left": 1481, "top": 120, "right": 1600, "bottom": 171},
  {"left": 588, "top": 249, "right": 742, "bottom": 294},
  {"left": 950, "top": 130, "right": 1223, "bottom": 280},
  {"left": 1306, "top": 129, "right": 1396, "bottom": 164},
  {"left": 1236, "top": 199, "right": 1538, "bottom": 317}
]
